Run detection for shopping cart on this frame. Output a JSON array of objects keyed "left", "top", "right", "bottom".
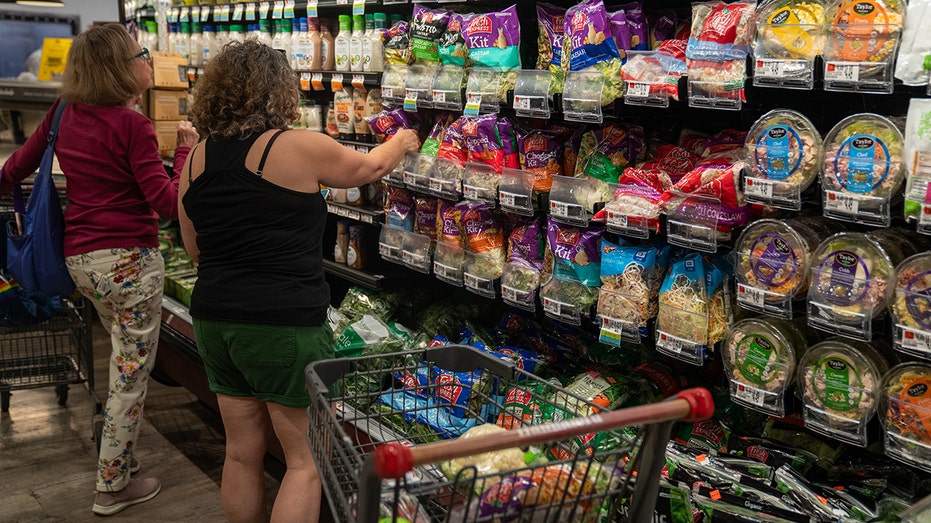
[
  {"left": 306, "top": 344, "right": 714, "bottom": 523},
  {"left": 0, "top": 296, "right": 99, "bottom": 413}
]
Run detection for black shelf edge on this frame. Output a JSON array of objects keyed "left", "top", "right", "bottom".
[
  {"left": 326, "top": 201, "right": 384, "bottom": 223},
  {"left": 323, "top": 259, "right": 384, "bottom": 289}
]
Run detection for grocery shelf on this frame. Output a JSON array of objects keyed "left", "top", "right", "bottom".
[{"left": 322, "top": 259, "right": 384, "bottom": 289}]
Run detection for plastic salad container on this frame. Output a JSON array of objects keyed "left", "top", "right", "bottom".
[
  {"left": 723, "top": 317, "right": 809, "bottom": 417},
  {"left": 825, "top": 0, "right": 905, "bottom": 63},
  {"left": 820, "top": 113, "right": 905, "bottom": 198},
  {"left": 745, "top": 109, "right": 822, "bottom": 197},
  {"left": 882, "top": 362, "right": 931, "bottom": 472},
  {"left": 735, "top": 218, "right": 828, "bottom": 305},
  {"left": 892, "top": 253, "right": 931, "bottom": 357},
  {"left": 797, "top": 337, "right": 891, "bottom": 446},
  {"left": 808, "top": 232, "right": 898, "bottom": 325},
  {"left": 755, "top": 0, "right": 826, "bottom": 60}
]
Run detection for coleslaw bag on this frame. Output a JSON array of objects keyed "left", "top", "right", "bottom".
[{"left": 5, "top": 101, "right": 75, "bottom": 297}]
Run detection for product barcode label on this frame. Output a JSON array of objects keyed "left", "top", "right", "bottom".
[
  {"left": 606, "top": 211, "right": 628, "bottom": 229},
  {"left": 463, "top": 272, "right": 488, "bottom": 291},
  {"left": 428, "top": 178, "right": 444, "bottom": 193},
  {"left": 737, "top": 284, "right": 766, "bottom": 309},
  {"left": 745, "top": 177, "right": 774, "bottom": 199},
  {"left": 825, "top": 191, "right": 859, "bottom": 215},
  {"left": 403, "top": 172, "right": 427, "bottom": 188},
  {"left": 754, "top": 59, "right": 784, "bottom": 78},
  {"left": 360, "top": 214, "right": 373, "bottom": 224},
  {"left": 626, "top": 82, "right": 650, "bottom": 98},
  {"left": 825, "top": 62, "right": 860, "bottom": 82},
  {"left": 379, "top": 243, "right": 399, "bottom": 259},
  {"left": 499, "top": 191, "right": 529, "bottom": 209},
  {"left": 432, "top": 90, "right": 446, "bottom": 104},
  {"left": 550, "top": 200, "right": 583, "bottom": 219},
  {"left": 900, "top": 326, "right": 931, "bottom": 353},
  {"left": 501, "top": 285, "right": 519, "bottom": 303},
  {"left": 656, "top": 331, "right": 685, "bottom": 354},
  {"left": 734, "top": 382, "right": 766, "bottom": 407},
  {"left": 462, "top": 185, "right": 480, "bottom": 200},
  {"left": 402, "top": 250, "right": 425, "bottom": 267},
  {"left": 513, "top": 95, "right": 532, "bottom": 110},
  {"left": 381, "top": 86, "right": 394, "bottom": 99}
]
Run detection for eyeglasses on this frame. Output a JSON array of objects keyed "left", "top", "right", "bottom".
[{"left": 130, "top": 47, "right": 150, "bottom": 63}]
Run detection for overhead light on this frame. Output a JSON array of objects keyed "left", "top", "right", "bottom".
[{"left": 15, "top": 0, "right": 65, "bottom": 6}]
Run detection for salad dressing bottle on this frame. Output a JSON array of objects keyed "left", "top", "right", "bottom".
[
  {"left": 349, "top": 15, "right": 365, "bottom": 72},
  {"left": 320, "top": 20, "right": 336, "bottom": 70},
  {"left": 308, "top": 17, "right": 322, "bottom": 70},
  {"left": 334, "top": 15, "right": 351, "bottom": 72}
]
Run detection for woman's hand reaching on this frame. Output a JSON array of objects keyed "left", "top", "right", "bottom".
[{"left": 176, "top": 121, "right": 199, "bottom": 149}]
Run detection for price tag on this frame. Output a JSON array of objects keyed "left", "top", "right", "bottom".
[
  {"left": 311, "top": 72, "right": 324, "bottom": 91},
  {"left": 201, "top": 6, "right": 211, "bottom": 21},
  {"left": 433, "top": 262, "right": 450, "bottom": 280},
  {"left": 219, "top": 5, "right": 230, "bottom": 22},
  {"left": 464, "top": 272, "right": 480, "bottom": 290},
  {"left": 351, "top": 74, "right": 365, "bottom": 90},
  {"left": 900, "top": 326, "right": 931, "bottom": 353},
  {"left": 734, "top": 383, "right": 766, "bottom": 407},
  {"left": 745, "top": 177, "right": 774, "bottom": 199},
  {"left": 825, "top": 190, "right": 859, "bottom": 215},
  {"left": 462, "top": 184, "right": 480, "bottom": 201},
  {"left": 336, "top": 206, "right": 350, "bottom": 217},
  {"left": 428, "top": 178, "right": 445, "bottom": 193},
  {"left": 464, "top": 93, "right": 481, "bottom": 116},
  {"left": 657, "top": 332, "right": 684, "bottom": 354},
  {"left": 232, "top": 4, "right": 244, "bottom": 21},
  {"left": 378, "top": 243, "right": 392, "bottom": 258},
  {"left": 346, "top": 209, "right": 361, "bottom": 221},
  {"left": 353, "top": 0, "right": 365, "bottom": 16},
  {"left": 626, "top": 82, "right": 650, "bottom": 98},
  {"left": 432, "top": 90, "right": 447, "bottom": 104},
  {"left": 245, "top": 3, "right": 256, "bottom": 21},
  {"left": 513, "top": 95, "right": 532, "bottom": 110},
  {"left": 190, "top": 8, "right": 200, "bottom": 23},
  {"left": 599, "top": 316, "right": 624, "bottom": 347},
  {"left": 754, "top": 59, "right": 784, "bottom": 78},
  {"left": 606, "top": 210, "right": 628, "bottom": 229},
  {"left": 402, "top": 250, "right": 424, "bottom": 266},
  {"left": 326, "top": 203, "right": 337, "bottom": 214},
  {"left": 179, "top": 7, "right": 189, "bottom": 22},
  {"left": 542, "top": 297, "right": 562, "bottom": 317},
  {"left": 825, "top": 62, "right": 860, "bottom": 82},
  {"left": 331, "top": 73, "right": 344, "bottom": 92},
  {"left": 307, "top": 0, "right": 318, "bottom": 17},
  {"left": 920, "top": 204, "right": 931, "bottom": 226},
  {"left": 403, "top": 89, "right": 418, "bottom": 111},
  {"left": 736, "top": 284, "right": 766, "bottom": 309},
  {"left": 381, "top": 86, "right": 395, "bottom": 99},
  {"left": 299, "top": 72, "right": 311, "bottom": 91},
  {"left": 336, "top": 0, "right": 348, "bottom": 4},
  {"left": 360, "top": 213, "right": 374, "bottom": 224},
  {"left": 284, "top": 0, "right": 294, "bottom": 18},
  {"left": 550, "top": 200, "right": 582, "bottom": 219},
  {"left": 272, "top": 1, "right": 283, "bottom": 18},
  {"left": 259, "top": 2, "right": 270, "bottom": 19},
  {"left": 499, "top": 191, "right": 517, "bottom": 208}
]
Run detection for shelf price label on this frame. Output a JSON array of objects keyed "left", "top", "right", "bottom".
[
  {"left": 272, "top": 1, "right": 284, "bottom": 18},
  {"left": 626, "top": 82, "right": 650, "bottom": 98},
  {"left": 432, "top": 90, "right": 446, "bottom": 105},
  {"left": 464, "top": 93, "right": 481, "bottom": 116},
  {"left": 542, "top": 297, "right": 563, "bottom": 317},
  {"left": 920, "top": 204, "right": 931, "bottom": 226},
  {"left": 353, "top": 0, "right": 365, "bottom": 16},
  {"left": 606, "top": 210, "right": 628, "bottom": 229},
  {"left": 550, "top": 200, "right": 583, "bottom": 220},
  {"left": 754, "top": 59, "right": 784, "bottom": 78},
  {"left": 824, "top": 190, "right": 859, "bottom": 215},
  {"left": 744, "top": 177, "right": 774, "bottom": 199},
  {"left": 310, "top": 72, "right": 324, "bottom": 91},
  {"left": 403, "top": 89, "right": 418, "bottom": 111},
  {"left": 284, "top": 0, "right": 294, "bottom": 18},
  {"left": 736, "top": 283, "right": 766, "bottom": 309},
  {"left": 599, "top": 316, "right": 625, "bottom": 347},
  {"left": 331, "top": 74, "right": 344, "bottom": 92},
  {"left": 307, "top": 0, "right": 318, "bottom": 18},
  {"left": 824, "top": 62, "right": 860, "bottom": 82},
  {"left": 259, "top": 2, "right": 270, "bottom": 18},
  {"left": 232, "top": 4, "right": 245, "bottom": 21},
  {"left": 900, "top": 326, "right": 931, "bottom": 354},
  {"left": 245, "top": 3, "right": 256, "bottom": 21},
  {"left": 734, "top": 383, "right": 766, "bottom": 407},
  {"left": 656, "top": 331, "right": 685, "bottom": 355},
  {"left": 201, "top": 6, "right": 211, "bottom": 21}
]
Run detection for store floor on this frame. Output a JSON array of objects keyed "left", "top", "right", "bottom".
[{"left": 0, "top": 316, "right": 285, "bottom": 522}]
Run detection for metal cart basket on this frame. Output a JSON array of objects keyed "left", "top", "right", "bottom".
[
  {"left": 0, "top": 296, "right": 98, "bottom": 412},
  {"left": 306, "top": 344, "right": 713, "bottom": 523}
]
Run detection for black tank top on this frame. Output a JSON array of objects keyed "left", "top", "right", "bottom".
[{"left": 183, "top": 131, "right": 329, "bottom": 326}]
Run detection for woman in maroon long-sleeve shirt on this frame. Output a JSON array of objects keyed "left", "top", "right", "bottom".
[{"left": 0, "top": 24, "right": 198, "bottom": 516}]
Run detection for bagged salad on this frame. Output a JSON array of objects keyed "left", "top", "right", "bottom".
[{"left": 562, "top": 0, "right": 626, "bottom": 103}]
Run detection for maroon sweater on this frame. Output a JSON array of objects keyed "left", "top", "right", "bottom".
[{"left": 0, "top": 99, "right": 190, "bottom": 257}]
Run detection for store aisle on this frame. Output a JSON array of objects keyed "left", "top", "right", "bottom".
[{"left": 0, "top": 316, "right": 282, "bottom": 522}]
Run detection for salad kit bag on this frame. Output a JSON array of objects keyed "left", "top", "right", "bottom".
[{"left": 5, "top": 101, "right": 75, "bottom": 297}]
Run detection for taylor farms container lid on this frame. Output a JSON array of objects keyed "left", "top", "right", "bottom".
[
  {"left": 821, "top": 113, "right": 905, "bottom": 198},
  {"left": 745, "top": 109, "right": 822, "bottom": 194},
  {"left": 736, "top": 218, "right": 823, "bottom": 300},
  {"left": 809, "top": 232, "right": 896, "bottom": 323}
]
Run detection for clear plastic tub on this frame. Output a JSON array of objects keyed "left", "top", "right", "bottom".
[
  {"left": 723, "top": 317, "right": 809, "bottom": 417},
  {"left": 893, "top": 253, "right": 931, "bottom": 333},
  {"left": 755, "top": 0, "right": 826, "bottom": 60},
  {"left": 797, "top": 337, "right": 891, "bottom": 446},
  {"left": 735, "top": 218, "right": 825, "bottom": 304},
  {"left": 820, "top": 113, "right": 905, "bottom": 198},
  {"left": 882, "top": 362, "right": 931, "bottom": 472},
  {"left": 745, "top": 110, "right": 822, "bottom": 202},
  {"left": 808, "top": 232, "right": 898, "bottom": 326}
]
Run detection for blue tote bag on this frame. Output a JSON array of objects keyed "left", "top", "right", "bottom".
[{"left": 6, "top": 101, "right": 75, "bottom": 297}]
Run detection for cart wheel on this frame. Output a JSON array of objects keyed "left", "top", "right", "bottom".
[
  {"left": 1, "top": 389, "right": 9, "bottom": 413},
  {"left": 56, "top": 384, "right": 69, "bottom": 406}
]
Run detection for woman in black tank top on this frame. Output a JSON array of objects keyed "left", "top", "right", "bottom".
[{"left": 178, "top": 40, "right": 419, "bottom": 523}]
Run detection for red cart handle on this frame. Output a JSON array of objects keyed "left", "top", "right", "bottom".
[{"left": 375, "top": 387, "right": 714, "bottom": 480}]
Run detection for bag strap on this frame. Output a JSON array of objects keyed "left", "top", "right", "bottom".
[{"left": 12, "top": 101, "right": 68, "bottom": 215}]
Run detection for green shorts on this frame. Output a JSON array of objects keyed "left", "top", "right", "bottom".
[{"left": 193, "top": 319, "right": 334, "bottom": 408}]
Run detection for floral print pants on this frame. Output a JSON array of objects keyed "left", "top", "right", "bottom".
[{"left": 65, "top": 247, "right": 164, "bottom": 492}]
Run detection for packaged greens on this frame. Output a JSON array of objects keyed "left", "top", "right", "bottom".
[
  {"left": 544, "top": 217, "right": 605, "bottom": 287},
  {"left": 536, "top": 3, "right": 568, "bottom": 94},
  {"left": 562, "top": 0, "right": 626, "bottom": 102},
  {"left": 495, "top": 379, "right": 555, "bottom": 429},
  {"left": 438, "top": 12, "right": 471, "bottom": 67},
  {"left": 409, "top": 5, "right": 450, "bottom": 65}
]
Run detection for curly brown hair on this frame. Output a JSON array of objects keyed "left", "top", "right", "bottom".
[
  {"left": 190, "top": 39, "right": 300, "bottom": 139},
  {"left": 59, "top": 23, "right": 146, "bottom": 106}
]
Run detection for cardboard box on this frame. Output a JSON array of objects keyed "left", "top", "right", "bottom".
[
  {"left": 151, "top": 119, "right": 187, "bottom": 158},
  {"left": 151, "top": 51, "right": 188, "bottom": 90},
  {"left": 149, "top": 89, "right": 188, "bottom": 120}
]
